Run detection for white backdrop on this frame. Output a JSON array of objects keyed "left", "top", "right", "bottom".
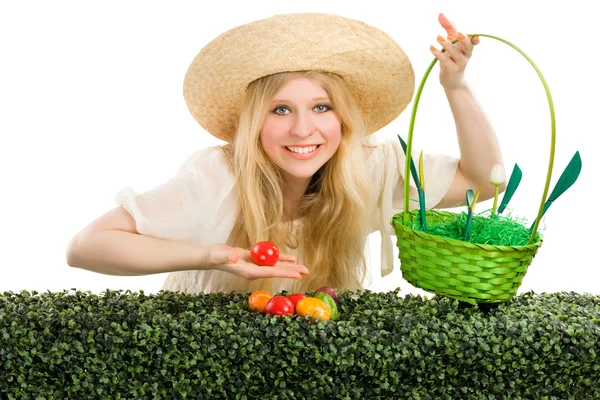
[{"left": 1, "top": 1, "right": 596, "bottom": 296}]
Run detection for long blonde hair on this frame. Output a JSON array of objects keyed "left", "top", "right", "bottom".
[{"left": 226, "top": 70, "right": 372, "bottom": 294}]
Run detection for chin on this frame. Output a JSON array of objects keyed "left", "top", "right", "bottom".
[{"left": 284, "top": 169, "right": 320, "bottom": 180}]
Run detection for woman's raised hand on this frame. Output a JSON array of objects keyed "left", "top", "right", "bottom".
[
  {"left": 207, "top": 243, "right": 309, "bottom": 280},
  {"left": 430, "top": 13, "right": 480, "bottom": 91}
]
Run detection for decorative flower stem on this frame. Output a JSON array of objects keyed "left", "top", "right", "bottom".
[
  {"left": 418, "top": 151, "right": 427, "bottom": 232},
  {"left": 464, "top": 186, "right": 482, "bottom": 241},
  {"left": 489, "top": 164, "right": 506, "bottom": 217}
]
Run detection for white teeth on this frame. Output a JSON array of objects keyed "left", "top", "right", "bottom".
[{"left": 285, "top": 145, "right": 318, "bottom": 154}]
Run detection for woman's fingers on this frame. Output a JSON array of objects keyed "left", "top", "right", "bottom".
[
  {"left": 432, "top": 32, "right": 476, "bottom": 71},
  {"left": 430, "top": 36, "right": 451, "bottom": 58},
  {"left": 436, "top": 35, "right": 464, "bottom": 62},
  {"left": 438, "top": 13, "right": 479, "bottom": 49},
  {"left": 430, "top": 44, "right": 451, "bottom": 62},
  {"left": 438, "top": 13, "right": 458, "bottom": 40},
  {"left": 438, "top": 13, "right": 478, "bottom": 44},
  {"left": 274, "top": 261, "right": 309, "bottom": 275},
  {"left": 259, "top": 264, "right": 309, "bottom": 279},
  {"left": 228, "top": 251, "right": 240, "bottom": 263},
  {"left": 456, "top": 32, "right": 476, "bottom": 58},
  {"left": 277, "top": 253, "right": 297, "bottom": 263},
  {"left": 275, "top": 253, "right": 310, "bottom": 275},
  {"left": 222, "top": 262, "right": 309, "bottom": 280}
]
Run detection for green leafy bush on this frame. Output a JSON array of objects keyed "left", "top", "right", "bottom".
[{"left": 1, "top": 289, "right": 599, "bottom": 399}]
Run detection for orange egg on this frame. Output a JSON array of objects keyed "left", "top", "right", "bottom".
[
  {"left": 295, "top": 297, "right": 331, "bottom": 321},
  {"left": 248, "top": 290, "right": 273, "bottom": 312}
]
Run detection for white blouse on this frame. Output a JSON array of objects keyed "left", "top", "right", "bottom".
[{"left": 115, "top": 136, "right": 458, "bottom": 294}]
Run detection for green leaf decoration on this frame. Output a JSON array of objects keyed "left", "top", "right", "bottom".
[
  {"left": 530, "top": 151, "right": 582, "bottom": 232},
  {"left": 418, "top": 188, "right": 427, "bottom": 232},
  {"left": 398, "top": 134, "right": 427, "bottom": 231},
  {"left": 498, "top": 163, "right": 522, "bottom": 214},
  {"left": 546, "top": 151, "right": 581, "bottom": 205},
  {"left": 397, "top": 135, "right": 421, "bottom": 189},
  {"left": 464, "top": 189, "right": 474, "bottom": 241}
]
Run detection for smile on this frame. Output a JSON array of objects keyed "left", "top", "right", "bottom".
[{"left": 284, "top": 145, "right": 320, "bottom": 154}]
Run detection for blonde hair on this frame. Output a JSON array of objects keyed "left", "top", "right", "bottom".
[{"left": 226, "top": 70, "right": 372, "bottom": 294}]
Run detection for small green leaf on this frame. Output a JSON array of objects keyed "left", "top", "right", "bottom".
[
  {"left": 530, "top": 151, "right": 582, "bottom": 233},
  {"left": 498, "top": 163, "right": 523, "bottom": 214},
  {"left": 397, "top": 134, "right": 421, "bottom": 189}
]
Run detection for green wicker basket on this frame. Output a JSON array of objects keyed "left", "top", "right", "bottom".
[{"left": 392, "top": 34, "right": 556, "bottom": 305}]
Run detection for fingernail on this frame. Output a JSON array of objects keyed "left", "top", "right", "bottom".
[
  {"left": 458, "top": 32, "right": 467, "bottom": 40},
  {"left": 430, "top": 45, "right": 437, "bottom": 53},
  {"left": 437, "top": 35, "right": 445, "bottom": 43},
  {"left": 293, "top": 277, "right": 302, "bottom": 280}
]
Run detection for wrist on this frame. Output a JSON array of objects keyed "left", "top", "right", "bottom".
[
  {"left": 443, "top": 82, "right": 469, "bottom": 95},
  {"left": 443, "top": 83, "right": 472, "bottom": 104}
]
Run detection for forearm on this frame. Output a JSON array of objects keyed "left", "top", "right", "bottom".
[
  {"left": 66, "top": 230, "right": 211, "bottom": 276},
  {"left": 445, "top": 84, "right": 505, "bottom": 198}
]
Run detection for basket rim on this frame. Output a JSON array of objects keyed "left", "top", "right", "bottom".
[{"left": 391, "top": 209, "right": 543, "bottom": 252}]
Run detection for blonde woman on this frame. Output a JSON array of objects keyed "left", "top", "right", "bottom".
[{"left": 66, "top": 13, "right": 503, "bottom": 294}]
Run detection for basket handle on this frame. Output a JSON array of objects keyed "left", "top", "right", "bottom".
[{"left": 402, "top": 34, "right": 556, "bottom": 245}]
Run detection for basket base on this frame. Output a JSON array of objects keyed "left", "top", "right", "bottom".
[{"left": 400, "top": 261, "right": 532, "bottom": 305}]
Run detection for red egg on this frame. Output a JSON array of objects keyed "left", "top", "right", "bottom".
[
  {"left": 250, "top": 241, "right": 279, "bottom": 266},
  {"left": 264, "top": 296, "right": 295, "bottom": 316}
]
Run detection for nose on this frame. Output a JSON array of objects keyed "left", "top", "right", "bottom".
[{"left": 290, "top": 110, "right": 315, "bottom": 138}]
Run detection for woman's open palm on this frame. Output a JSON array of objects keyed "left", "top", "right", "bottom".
[{"left": 208, "top": 243, "right": 309, "bottom": 280}]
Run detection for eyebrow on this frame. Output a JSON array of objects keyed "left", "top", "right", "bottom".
[{"left": 271, "top": 97, "right": 331, "bottom": 103}]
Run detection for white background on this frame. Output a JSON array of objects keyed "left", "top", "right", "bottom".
[{"left": 1, "top": 1, "right": 596, "bottom": 296}]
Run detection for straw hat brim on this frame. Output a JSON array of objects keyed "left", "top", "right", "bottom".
[{"left": 183, "top": 13, "right": 415, "bottom": 142}]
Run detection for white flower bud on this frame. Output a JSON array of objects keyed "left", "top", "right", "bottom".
[{"left": 489, "top": 164, "right": 506, "bottom": 187}]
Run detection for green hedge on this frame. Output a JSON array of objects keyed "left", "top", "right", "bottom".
[{"left": 1, "top": 289, "right": 599, "bottom": 399}]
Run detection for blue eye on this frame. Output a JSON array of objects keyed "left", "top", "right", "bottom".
[
  {"left": 273, "top": 106, "right": 290, "bottom": 115},
  {"left": 314, "top": 104, "right": 331, "bottom": 112}
]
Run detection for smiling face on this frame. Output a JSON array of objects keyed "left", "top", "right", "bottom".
[{"left": 260, "top": 77, "right": 342, "bottom": 190}]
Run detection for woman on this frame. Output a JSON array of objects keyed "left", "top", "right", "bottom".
[{"left": 66, "top": 13, "right": 503, "bottom": 295}]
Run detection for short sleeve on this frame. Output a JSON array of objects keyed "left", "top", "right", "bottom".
[
  {"left": 366, "top": 139, "right": 459, "bottom": 277},
  {"left": 114, "top": 146, "right": 238, "bottom": 245}
]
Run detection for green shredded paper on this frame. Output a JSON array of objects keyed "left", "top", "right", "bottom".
[{"left": 407, "top": 209, "right": 542, "bottom": 246}]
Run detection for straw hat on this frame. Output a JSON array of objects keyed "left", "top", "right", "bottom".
[{"left": 183, "top": 13, "right": 415, "bottom": 142}]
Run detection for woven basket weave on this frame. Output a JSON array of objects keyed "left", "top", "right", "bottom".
[
  {"left": 392, "top": 211, "right": 542, "bottom": 304},
  {"left": 392, "top": 34, "right": 555, "bottom": 305}
]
